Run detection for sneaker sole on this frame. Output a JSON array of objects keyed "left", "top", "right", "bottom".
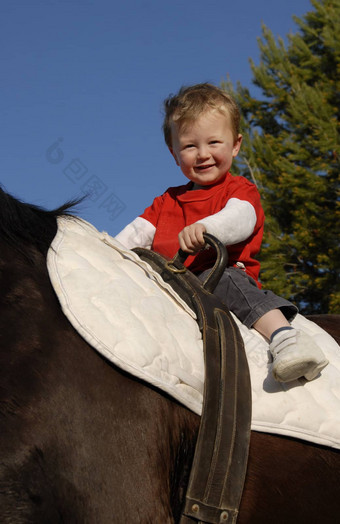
[{"left": 273, "top": 358, "right": 329, "bottom": 383}]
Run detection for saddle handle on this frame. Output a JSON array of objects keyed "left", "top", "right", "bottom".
[{"left": 168, "top": 233, "right": 228, "bottom": 294}]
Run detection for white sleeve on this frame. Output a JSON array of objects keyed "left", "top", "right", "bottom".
[
  {"left": 115, "top": 216, "right": 156, "bottom": 249},
  {"left": 197, "top": 198, "right": 257, "bottom": 246}
]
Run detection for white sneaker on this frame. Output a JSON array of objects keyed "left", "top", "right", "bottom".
[{"left": 270, "top": 328, "right": 329, "bottom": 383}]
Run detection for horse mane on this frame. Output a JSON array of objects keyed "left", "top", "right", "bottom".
[{"left": 0, "top": 186, "right": 81, "bottom": 258}]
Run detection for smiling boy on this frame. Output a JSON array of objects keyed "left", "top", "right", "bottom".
[{"left": 116, "top": 83, "right": 328, "bottom": 383}]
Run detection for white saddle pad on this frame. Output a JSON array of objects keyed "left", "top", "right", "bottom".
[{"left": 47, "top": 217, "right": 340, "bottom": 450}]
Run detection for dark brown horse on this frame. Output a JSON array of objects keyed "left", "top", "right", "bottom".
[{"left": 1, "top": 187, "right": 339, "bottom": 523}]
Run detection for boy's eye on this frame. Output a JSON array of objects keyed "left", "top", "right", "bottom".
[{"left": 184, "top": 144, "right": 195, "bottom": 149}]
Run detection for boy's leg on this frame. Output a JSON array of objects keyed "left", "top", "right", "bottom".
[
  {"left": 253, "top": 309, "right": 290, "bottom": 340},
  {"left": 198, "top": 268, "right": 328, "bottom": 383},
  {"left": 198, "top": 266, "right": 297, "bottom": 329}
]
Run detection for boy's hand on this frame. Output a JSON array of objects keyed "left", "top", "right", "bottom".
[{"left": 178, "top": 223, "right": 206, "bottom": 253}]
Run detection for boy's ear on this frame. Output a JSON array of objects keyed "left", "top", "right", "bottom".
[
  {"left": 232, "top": 134, "right": 243, "bottom": 158},
  {"left": 169, "top": 147, "right": 180, "bottom": 166}
]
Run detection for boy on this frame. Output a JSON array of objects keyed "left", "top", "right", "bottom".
[{"left": 116, "top": 83, "right": 328, "bottom": 383}]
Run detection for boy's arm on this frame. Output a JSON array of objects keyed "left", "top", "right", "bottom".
[
  {"left": 196, "top": 198, "right": 256, "bottom": 245},
  {"left": 178, "top": 198, "right": 256, "bottom": 253},
  {"left": 115, "top": 216, "right": 156, "bottom": 249},
  {"left": 115, "top": 192, "right": 165, "bottom": 249}
]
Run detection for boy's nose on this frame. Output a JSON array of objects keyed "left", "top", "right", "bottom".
[{"left": 197, "top": 146, "right": 210, "bottom": 160}]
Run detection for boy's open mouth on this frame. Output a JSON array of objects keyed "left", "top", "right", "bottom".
[{"left": 196, "top": 164, "right": 215, "bottom": 171}]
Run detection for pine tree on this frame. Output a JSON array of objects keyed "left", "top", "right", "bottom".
[{"left": 224, "top": 0, "right": 340, "bottom": 314}]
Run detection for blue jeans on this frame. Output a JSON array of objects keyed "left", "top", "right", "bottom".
[{"left": 198, "top": 267, "right": 298, "bottom": 329}]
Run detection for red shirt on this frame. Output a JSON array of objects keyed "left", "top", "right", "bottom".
[{"left": 140, "top": 172, "right": 264, "bottom": 283}]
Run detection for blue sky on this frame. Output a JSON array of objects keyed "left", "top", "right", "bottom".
[{"left": 1, "top": 0, "right": 312, "bottom": 235}]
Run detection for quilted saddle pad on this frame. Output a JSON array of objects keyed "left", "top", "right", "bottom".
[{"left": 47, "top": 217, "right": 340, "bottom": 449}]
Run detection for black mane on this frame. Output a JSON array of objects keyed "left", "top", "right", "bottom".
[{"left": 0, "top": 186, "right": 81, "bottom": 257}]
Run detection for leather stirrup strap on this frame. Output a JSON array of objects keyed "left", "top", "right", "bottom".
[
  {"left": 133, "top": 234, "right": 251, "bottom": 524},
  {"left": 180, "top": 304, "right": 251, "bottom": 524}
]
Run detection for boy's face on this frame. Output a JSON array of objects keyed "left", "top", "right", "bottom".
[{"left": 169, "top": 109, "right": 242, "bottom": 187}]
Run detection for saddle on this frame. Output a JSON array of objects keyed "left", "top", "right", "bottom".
[{"left": 134, "top": 234, "right": 252, "bottom": 524}]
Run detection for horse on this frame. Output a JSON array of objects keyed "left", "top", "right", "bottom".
[{"left": 0, "top": 186, "right": 339, "bottom": 523}]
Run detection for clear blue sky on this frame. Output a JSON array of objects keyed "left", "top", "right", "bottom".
[{"left": 1, "top": 0, "right": 312, "bottom": 235}]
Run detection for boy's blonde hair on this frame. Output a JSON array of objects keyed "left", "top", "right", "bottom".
[{"left": 162, "top": 83, "right": 240, "bottom": 147}]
